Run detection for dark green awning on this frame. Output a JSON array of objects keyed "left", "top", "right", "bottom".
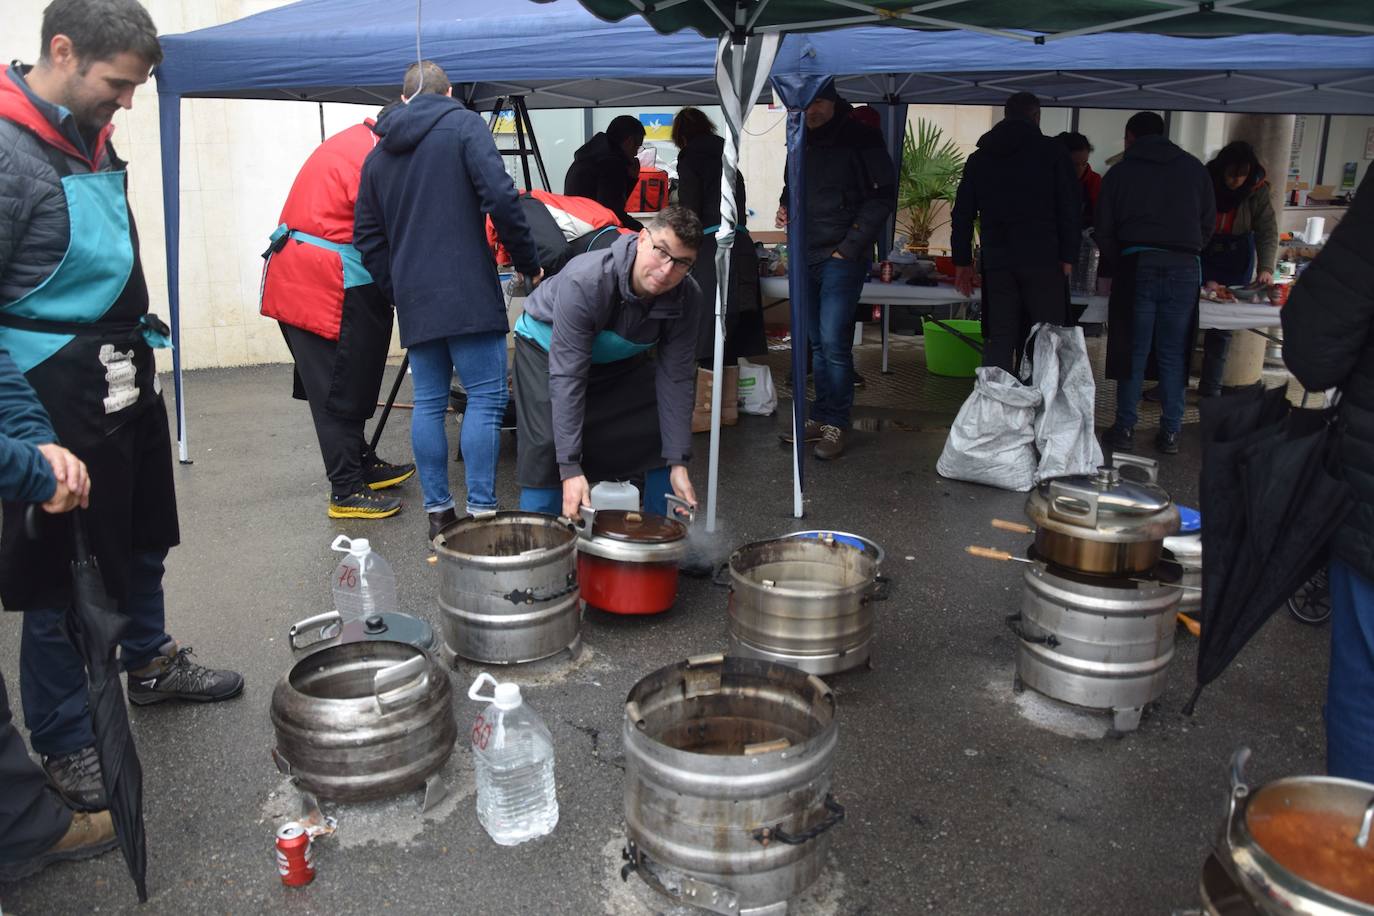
[{"left": 549, "top": 1, "right": 1374, "bottom": 41}]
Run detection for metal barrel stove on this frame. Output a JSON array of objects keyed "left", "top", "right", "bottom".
[
  {"left": 1011, "top": 563, "right": 1180, "bottom": 732},
  {"left": 726, "top": 536, "right": 884, "bottom": 677},
  {"left": 622, "top": 655, "right": 842, "bottom": 916},
  {"left": 270, "top": 640, "right": 457, "bottom": 802},
  {"left": 433, "top": 512, "right": 581, "bottom": 665}
]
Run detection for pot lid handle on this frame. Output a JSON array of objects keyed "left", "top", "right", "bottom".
[
  {"left": 288, "top": 611, "right": 340, "bottom": 652},
  {"left": 665, "top": 494, "right": 696, "bottom": 525},
  {"left": 1046, "top": 480, "right": 1101, "bottom": 529},
  {"left": 1224, "top": 746, "right": 1252, "bottom": 855},
  {"left": 1111, "top": 452, "right": 1160, "bottom": 484},
  {"left": 1356, "top": 798, "right": 1374, "bottom": 849}
]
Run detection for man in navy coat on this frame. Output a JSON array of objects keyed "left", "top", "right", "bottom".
[{"left": 355, "top": 61, "right": 542, "bottom": 538}]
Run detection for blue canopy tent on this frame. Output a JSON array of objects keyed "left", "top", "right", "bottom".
[{"left": 154, "top": 0, "right": 1374, "bottom": 523}]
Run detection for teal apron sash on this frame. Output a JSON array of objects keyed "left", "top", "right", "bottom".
[
  {"left": 268, "top": 223, "right": 374, "bottom": 289},
  {"left": 514, "top": 312, "right": 655, "bottom": 364},
  {"left": 0, "top": 171, "right": 136, "bottom": 373}
]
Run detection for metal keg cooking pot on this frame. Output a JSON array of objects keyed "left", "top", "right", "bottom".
[
  {"left": 623, "top": 655, "right": 841, "bottom": 916},
  {"left": 1025, "top": 454, "right": 1180, "bottom": 576},
  {"left": 270, "top": 639, "right": 457, "bottom": 802},
  {"left": 727, "top": 535, "right": 885, "bottom": 676},
  {"left": 1212, "top": 748, "right": 1374, "bottom": 914},
  {"left": 574, "top": 498, "right": 691, "bottom": 615},
  {"left": 433, "top": 512, "right": 580, "bottom": 665}
]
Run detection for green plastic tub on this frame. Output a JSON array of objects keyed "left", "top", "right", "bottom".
[{"left": 922, "top": 319, "right": 984, "bottom": 378}]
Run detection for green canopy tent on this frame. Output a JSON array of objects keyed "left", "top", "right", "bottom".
[{"left": 537, "top": 0, "right": 1374, "bottom": 525}]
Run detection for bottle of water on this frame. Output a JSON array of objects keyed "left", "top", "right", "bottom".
[
  {"left": 467, "top": 672, "right": 558, "bottom": 846},
  {"left": 329, "top": 536, "right": 398, "bottom": 634},
  {"left": 590, "top": 480, "right": 639, "bottom": 512}
]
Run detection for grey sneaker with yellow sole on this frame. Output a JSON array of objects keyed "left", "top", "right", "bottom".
[{"left": 329, "top": 487, "right": 402, "bottom": 519}]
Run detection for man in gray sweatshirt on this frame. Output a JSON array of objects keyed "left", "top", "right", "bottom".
[
  {"left": 512, "top": 206, "right": 703, "bottom": 520},
  {"left": 1096, "top": 111, "right": 1214, "bottom": 455}
]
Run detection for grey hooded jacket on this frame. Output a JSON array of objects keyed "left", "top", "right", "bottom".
[{"left": 520, "top": 232, "right": 701, "bottom": 479}]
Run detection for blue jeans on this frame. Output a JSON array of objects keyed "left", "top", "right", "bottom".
[
  {"left": 1114, "top": 263, "right": 1199, "bottom": 435},
  {"left": 1326, "top": 557, "right": 1374, "bottom": 782},
  {"left": 805, "top": 257, "right": 867, "bottom": 428},
  {"left": 520, "top": 467, "right": 671, "bottom": 518},
  {"left": 21, "top": 549, "right": 171, "bottom": 757},
  {"left": 408, "top": 332, "right": 507, "bottom": 514}
]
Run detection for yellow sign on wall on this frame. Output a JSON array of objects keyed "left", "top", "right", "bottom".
[{"left": 639, "top": 113, "right": 672, "bottom": 141}]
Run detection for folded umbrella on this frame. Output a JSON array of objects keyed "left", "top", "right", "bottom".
[
  {"left": 63, "top": 511, "right": 148, "bottom": 902},
  {"left": 1188, "top": 386, "right": 1349, "bottom": 713}
]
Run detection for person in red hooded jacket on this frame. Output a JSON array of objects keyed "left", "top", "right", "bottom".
[{"left": 261, "top": 91, "right": 417, "bottom": 519}]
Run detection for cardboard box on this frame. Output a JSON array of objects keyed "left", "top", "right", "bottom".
[{"left": 692, "top": 366, "right": 738, "bottom": 433}]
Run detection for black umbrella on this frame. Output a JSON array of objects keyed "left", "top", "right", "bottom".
[
  {"left": 62, "top": 510, "right": 148, "bottom": 901},
  {"left": 1187, "top": 385, "right": 1350, "bottom": 713}
]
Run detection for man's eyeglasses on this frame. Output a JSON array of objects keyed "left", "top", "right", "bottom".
[{"left": 647, "top": 231, "right": 696, "bottom": 273}]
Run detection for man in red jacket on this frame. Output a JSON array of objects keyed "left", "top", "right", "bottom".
[{"left": 261, "top": 97, "right": 416, "bottom": 519}]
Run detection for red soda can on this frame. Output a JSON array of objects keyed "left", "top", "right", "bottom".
[
  {"left": 275, "top": 822, "right": 315, "bottom": 887},
  {"left": 879, "top": 260, "right": 893, "bottom": 283}
]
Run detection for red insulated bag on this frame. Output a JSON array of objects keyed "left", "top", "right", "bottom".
[{"left": 626, "top": 167, "right": 669, "bottom": 213}]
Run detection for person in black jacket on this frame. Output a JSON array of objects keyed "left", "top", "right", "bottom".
[
  {"left": 951, "top": 92, "right": 1081, "bottom": 373},
  {"left": 565, "top": 115, "right": 646, "bottom": 232},
  {"left": 776, "top": 83, "right": 896, "bottom": 460},
  {"left": 355, "top": 61, "right": 542, "bottom": 539},
  {"left": 671, "top": 106, "right": 762, "bottom": 362},
  {"left": 1280, "top": 168, "right": 1374, "bottom": 782}
]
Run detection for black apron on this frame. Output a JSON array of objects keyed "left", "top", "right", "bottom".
[
  {"left": 0, "top": 134, "right": 178, "bottom": 607},
  {"left": 512, "top": 336, "right": 663, "bottom": 489},
  {"left": 284, "top": 283, "right": 394, "bottom": 420}
]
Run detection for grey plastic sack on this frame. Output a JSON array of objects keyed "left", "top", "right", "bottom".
[
  {"left": 937, "top": 366, "right": 1042, "bottom": 492},
  {"left": 1020, "top": 324, "right": 1103, "bottom": 483}
]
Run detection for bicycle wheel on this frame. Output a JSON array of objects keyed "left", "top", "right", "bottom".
[{"left": 1287, "top": 568, "right": 1332, "bottom": 626}]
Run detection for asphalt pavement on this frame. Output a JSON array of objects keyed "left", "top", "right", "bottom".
[{"left": 0, "top": 362, "right": 1329, "bottom": 916}]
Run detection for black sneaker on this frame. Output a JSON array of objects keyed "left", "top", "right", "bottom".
[
  {"left": 42, "top": 746, "right": 106, "bottom": 811},
  {"left": 1155, "top": 429, "right": 1180, "bottom": 455},
  {"left": 364, "top": 454, "right": 416, "bottom": 490},
  {"left": 1103, "top": 425, "right": 1135, "bottom": 452},
  {"left": 329, "top": 487, "right": 402, "bottom": 519},
  {"left": 853, "top": 372, "right": 866, "bottom": 389},
  {"left": 428, "top": 507, "right": 459, "bottom": 542},
  {"left": 127, "top": 645, "right": 245, "bottom": 706}
]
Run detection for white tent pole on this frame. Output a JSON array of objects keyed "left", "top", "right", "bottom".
[{"left": 705, "top": 31, "right": 779, "bottom": 532}]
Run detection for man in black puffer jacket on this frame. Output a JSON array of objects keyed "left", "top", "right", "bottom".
[
  {"left": 951, "top": 92, "right": 1081, "bottom": 372},
  {"left": 1281, "top": 168, "right": 1374, "bottom": 783},
  {"left": 776, "top": 83, "right": 895, "bottom": 460}
]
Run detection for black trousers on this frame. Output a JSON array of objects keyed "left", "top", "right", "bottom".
[
  {"left": 0, "top": 670, "right": 70, "bottom": 863},
  {"left": 980, "top": 266, "right": 1071, "bottom": 373},
  {"left": 281, "top": 322, "right": 369, "bottom": 498}
]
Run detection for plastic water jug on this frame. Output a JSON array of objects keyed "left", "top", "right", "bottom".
[
  {"left": 329, "top": 535, "right": 398, "bottom": 637},
  {"left": 590, "top": 480, "right": 639, "bottom": 512},
  {"left": 468, "top": 672, "right": 559, "bottom": 846}
]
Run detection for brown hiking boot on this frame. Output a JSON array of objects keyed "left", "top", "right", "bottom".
[
  {"left": 0, "top": 810, "right": 117, "bottom": 882},
  {"left": 779, "top": 419, "right": 824, "bottom": 443},
  {"left": 813, "top": 425, "right": 846, "bottom": 460}
]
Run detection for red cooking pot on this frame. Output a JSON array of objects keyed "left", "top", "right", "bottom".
[{"left": 574, "top": 497, "right": 691, "bottom": 615}]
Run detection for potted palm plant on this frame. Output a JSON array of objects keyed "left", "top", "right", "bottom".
[{"left": 896, "top": 119, "right": 966, "bottom": 253}]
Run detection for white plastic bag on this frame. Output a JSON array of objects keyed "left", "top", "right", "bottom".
[
  {"left": 937, "top": 367, "right": 1042, "bottom": 491},
  {"left": 1019, "top": 324, "right": 1103, "bottom": 483},
  {"left": 737, "top": 358, "right": 777, "bottom": 416}
]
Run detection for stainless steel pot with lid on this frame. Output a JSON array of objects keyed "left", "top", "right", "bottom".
[
  {"left": 1025, "top": 453, "right": 1180, "bottom": 576},
  {"left": 1215, "top": 747, "right": 1374, "bottom": 914}
]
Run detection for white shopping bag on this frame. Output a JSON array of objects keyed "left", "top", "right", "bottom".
[
  {"left": 937, "top": 367, "right": 1042, "bottom": 492},
  {"left": 737, "top": 358, "right": 778, "bottom": 416},
  {"left": 1019, "top": 324, "right": 1103, "bottom": 482}
]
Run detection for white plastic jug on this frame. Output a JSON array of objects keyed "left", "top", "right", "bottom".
[
  {"left": 329, "top": 535, "right": 398, "bottom": 637},
  {"left": 468, "top": 673, "right": 559, "bottom": 846},
  {"left": 590, "top": 480, "right": 639, "bottom": 512}
]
